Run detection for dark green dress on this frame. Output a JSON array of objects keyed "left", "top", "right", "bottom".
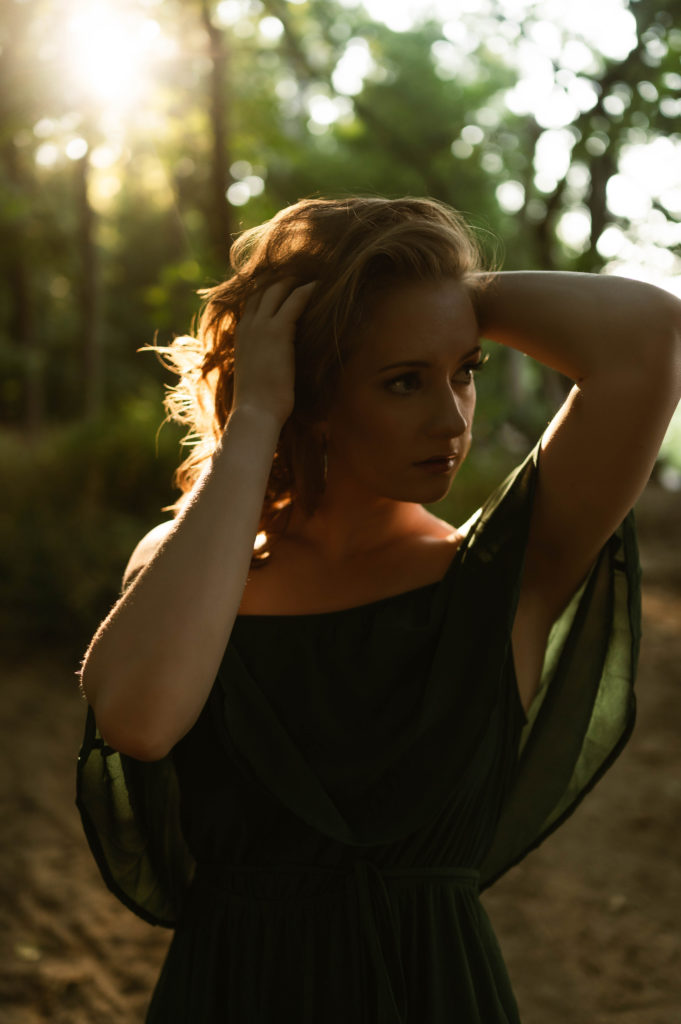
[{"left": 76, "top": 442, "right": 640, "bottom": 1022}]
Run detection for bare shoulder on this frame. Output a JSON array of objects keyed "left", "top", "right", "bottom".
[
  {"left": 420, "top": 509, "right": 462, "bottom": 543},
  {"left": 239, "top": 512, "right": 466, "bottom": 616},
  {"left": 122, "top": 520, "right": 175, "bottom": 591}
]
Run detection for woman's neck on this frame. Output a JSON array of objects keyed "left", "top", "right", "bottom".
[{"left": 283, "top": 481, "right": 430, "bottom": 565}]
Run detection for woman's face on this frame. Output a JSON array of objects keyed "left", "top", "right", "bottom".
[{"left": 324, "top": 277, "right": 482, "bottom": 505}]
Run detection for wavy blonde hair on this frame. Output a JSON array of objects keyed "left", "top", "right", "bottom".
[{"left": 156, "top": 196, "right": 491, "bottom": 562}]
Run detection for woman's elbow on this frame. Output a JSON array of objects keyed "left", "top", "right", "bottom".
[
  {"left": 655, "top": 289, "right": 681, "bottom": 356},
  {"left": 670, "top": 296, "right": 681, "bottom": 399},
  {"left": 102, "top": 721, "right": 172, "bottom": 761},
  {"left": 83, "top": 676, "right": 175, "bottom": 762},
  {"left": 634, "top": 292, "right": 681, "bottom": 403}
]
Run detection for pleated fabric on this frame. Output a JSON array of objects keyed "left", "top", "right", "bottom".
[{"left": 76, "top": 439, "right": 641, "bottom": 1022}]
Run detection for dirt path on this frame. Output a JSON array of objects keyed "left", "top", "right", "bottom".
[{"left": 1, "top": 484, "right": 680, "bottom": 1023}]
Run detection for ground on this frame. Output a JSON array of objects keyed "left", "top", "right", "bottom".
[{"left": 1, "top": 483, "right": 680, "bottom": 1023}]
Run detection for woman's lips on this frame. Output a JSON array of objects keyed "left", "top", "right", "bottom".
[{"left": 415, "top": 456, "right": 457, "bottom": 474}]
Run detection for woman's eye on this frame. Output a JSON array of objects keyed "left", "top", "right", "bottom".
[
  {"left": 385, "top": 356, "right": 487, "bottom": 394},
  {"left": 454, "top": 356, "right": 488, "bottom": 385},
  {"left": 453, "top": 365, "right": 476, "bottom": 385},
  {"left": 385, "top": 372, "right": 421, "bottom": 395}
]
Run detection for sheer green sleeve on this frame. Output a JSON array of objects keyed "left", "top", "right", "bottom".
[
  {"left": 76, "top": 708, "right": 194, "bottom": 926},
  {"left": 480, "top": 502, "right": 640, "bottom": 888}
]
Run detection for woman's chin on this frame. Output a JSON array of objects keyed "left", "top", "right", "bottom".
[{"left": 392, "top": 478, "right": 456, "bottom": 505}]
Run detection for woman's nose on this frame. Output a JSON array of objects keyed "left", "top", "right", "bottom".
[{"left": 426, "top": 388, "right": 470, "bottom": 438}]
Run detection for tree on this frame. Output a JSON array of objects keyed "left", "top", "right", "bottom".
[{"left": 1, "top": 0, "right": 678, "bottom": 433}]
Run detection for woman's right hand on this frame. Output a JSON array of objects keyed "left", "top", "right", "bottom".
[{"left": 233, "top": 279, "right": 317, "bottom": 428}]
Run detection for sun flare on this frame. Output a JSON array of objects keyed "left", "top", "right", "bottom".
[{"left": 64, "top": 2, "right": 163, "bottom": 111}]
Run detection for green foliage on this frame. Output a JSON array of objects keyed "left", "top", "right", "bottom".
[
  {"left": 1, "top": 0, "right": 680, "bottom": 652},
  {"left": 3, "top": 0, "right": 680, "bottom": 428},
  {"left": 0, "top": 393, "right": 182, "bottom": 656}
]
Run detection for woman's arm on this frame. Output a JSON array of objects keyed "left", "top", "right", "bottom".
[
  {"left": 79, "top": 281, "right": 316, "bottom": 761},
  {"left": 474, "top": 271, "right": 681, "bottom": 707},
  {"left": 475, "top": 270, "right": 681, "bottom": 383},
  {"left": 79, "top": 407, "right": 281, "bottom": 763}
]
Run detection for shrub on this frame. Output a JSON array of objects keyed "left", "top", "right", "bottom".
[{"left": 1, "top": 393, "right": 181, "bottom": 658}]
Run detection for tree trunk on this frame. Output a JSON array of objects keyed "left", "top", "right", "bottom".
[
  {"left": 75, "top": 152, "right": 101, "bottom": 419},
  {"left": 588, "top": 152, "right": 616, "bottom": 251},
  {"left": 3, "top": 141, "right": 43, "bottom": 433},
  {"left": 200, "top": 0, "right": 234, "bottom": 270}
]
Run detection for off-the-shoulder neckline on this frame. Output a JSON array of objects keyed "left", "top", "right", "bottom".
[
  {"left": 235, "top": 577, "right": 443, "bottom": 621},
  {"left": 234, "top": 529, "right": 473, "bottom": 620}
]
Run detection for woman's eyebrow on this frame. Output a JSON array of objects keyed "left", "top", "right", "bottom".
[{"left": 377, "top": 345, "right": 482, "bottom": 373}]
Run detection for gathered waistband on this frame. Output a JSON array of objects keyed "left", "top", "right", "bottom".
[
  {"left": 191, "top": 860, "right": 480, "bottom": 1024},
  {"left": 193, "top": 858, "right": 479, "bottom": 898}
]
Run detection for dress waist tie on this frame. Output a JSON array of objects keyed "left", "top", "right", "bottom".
[
  {"left": 191, "top": 860, "right": 480, "bottom": 1024},
  {"left": 348, "top": 861, "right": 480, "bottom": 1024}
]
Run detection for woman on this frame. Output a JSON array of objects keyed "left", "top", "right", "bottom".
[{"left": 77, "top": 196, "right": 681, "bottom": 1022}]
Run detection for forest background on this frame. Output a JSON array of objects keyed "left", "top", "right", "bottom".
[
  {"left": 2, "top": 2, "right": 681, "bottom": 1021},
  {"left": 2, "top": 0, "right": 681, "bottom": 656}
]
